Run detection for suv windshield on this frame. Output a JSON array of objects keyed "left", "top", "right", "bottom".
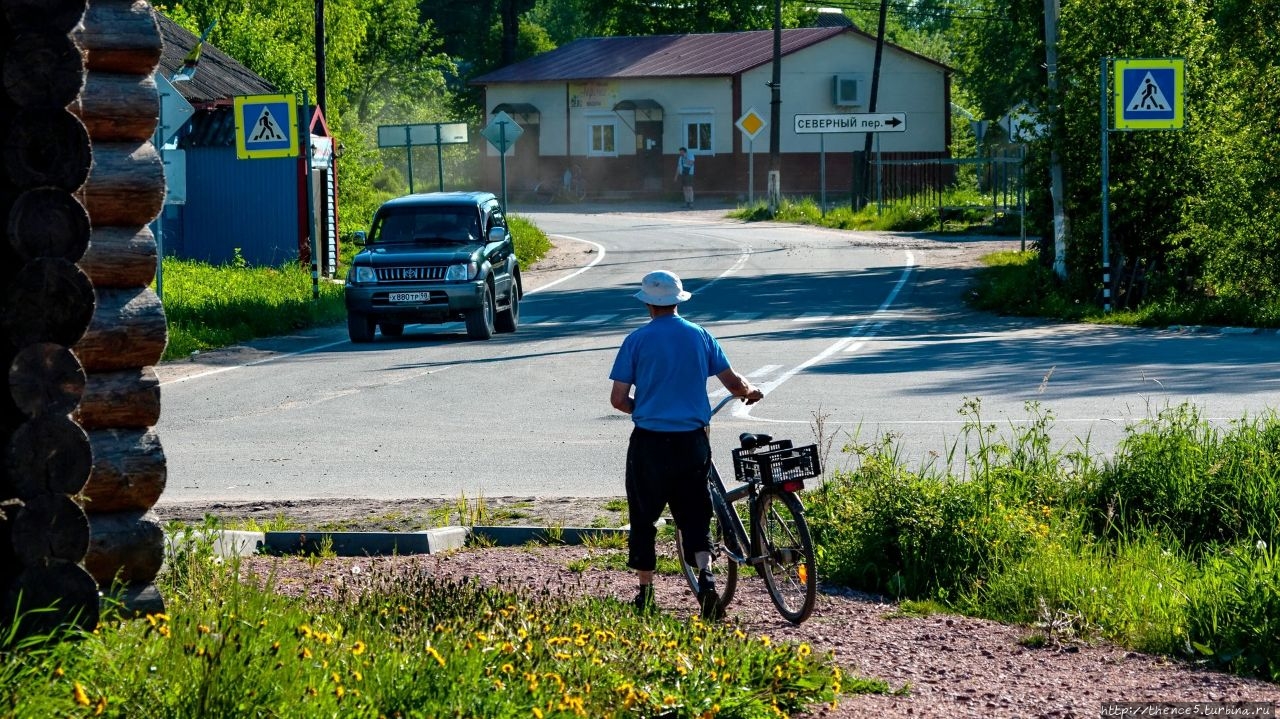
[{"left": 370, "top": 207, "right": 482, "bottom": 245}]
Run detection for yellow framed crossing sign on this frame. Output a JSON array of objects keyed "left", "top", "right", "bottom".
[
  {"left": 1114, "top": 58, "right": 1184, "bottom": 130},
  {"left": 233, "top": 93, "right": 299, "bottom": 159}
]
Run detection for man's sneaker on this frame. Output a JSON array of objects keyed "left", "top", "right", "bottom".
[
  {"left": 697, "top": 574, "right": 724, "bottom": 621},
  {"left": 633, "top": 584, "right": 656, "bottom": 613}
]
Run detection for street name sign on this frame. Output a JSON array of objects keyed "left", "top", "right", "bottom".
[
  {"left": 1114, "top": 58, "right": 1184, "bottom": 130},
  {"left": 234, "top": 94, "right": 298, "bottom": 159},
  {"left": 794, "top": 112, "right": 906, "bottom": 134}
]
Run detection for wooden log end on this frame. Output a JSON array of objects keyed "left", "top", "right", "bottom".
[
  {"left": 7, "top": 416, "right": 92, "bottom": 498},
  {"left": 2, "top": 560, "right": 99, "bottom": 637},
  {"left": 8, "top": 341, "right": 85, "bottom": 418}
]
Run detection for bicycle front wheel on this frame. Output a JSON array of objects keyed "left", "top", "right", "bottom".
[
  {"left": 675, "top": 493, "right": 738, "bottom": 610},
  {"left": 754, "top": 491, "right": 816, "bottom": 624}
]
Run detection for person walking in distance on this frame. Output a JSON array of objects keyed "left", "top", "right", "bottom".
[
  {"left": 675, "top": 147, "right": 696, "bottom": 208},
  {"left": 609, "top": 270, "right": 764, "bottom": 619}
]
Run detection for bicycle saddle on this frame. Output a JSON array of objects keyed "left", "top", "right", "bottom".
[{"left": 737, "top": 432, "right": 774, "bottom": 450}]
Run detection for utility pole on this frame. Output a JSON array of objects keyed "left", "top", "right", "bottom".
[
  {"left": 314, "top": 0, "right": 327, "bottom": 115},
  {"left": 1043, "top": 0, "right": 1069, "bottom": 278},
  {"left": 855, "top": 0, "right": 888, "bottom": 211},
  {"left": 767, "top": 0, "right": 782, "bottom": 212}
]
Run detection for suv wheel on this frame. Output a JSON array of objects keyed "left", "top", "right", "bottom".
[
  {"left": 495, "top": 280, "right": 520, "bottom": 333},
  {"left": 348, "top": 312, "right": 375, "bottom": 343},
  {"left": 465, "top": 285, "right": 495, "bottom": 340},
  {"left": 379, "top": 322, "right": 404, "bottom": 338}
]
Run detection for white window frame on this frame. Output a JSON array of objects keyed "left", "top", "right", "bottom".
[
  {"left": 680, "top": 110, "right": 714, "bottom": 155},
  {"left": 586, "top": 113, "right": 619, "bottom": 157}
]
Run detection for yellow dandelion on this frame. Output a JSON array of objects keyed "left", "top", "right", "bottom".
[
  {"left": 532, "top": 708, "right": 543, "bottom": 719},
  {"left": 664, "top": 695, "right": 677, "bottom": 706},
  {"left": 352, "top": 670, "right": 363, "bottom": 682},
  {"left": 73, "top": 682, "right": 90, "bottom": 706},
  {"left": 197, "top": 624, "right": 211, "bottom": 635},
  {"left": 759, "top": 635, "right": 771, "bottom": 646},
  {"left": 797, "top": 643, "right": 811, "bottom": 657},
  {"left": 501, "top": 641, "right": 516, "bottom": 653},
  {"left": 501, "top": 663, "right": 515, "bottom": 674},
  {"left": 258, "top": 619, "right": 268, "bottom": 628},
  {"left": 93, "top": 695, "right": 107, "bottom": 715},
  {"left": 351, "top": 641, "right": 366, "bottom": 656},
  {"left": 54, "top": 666, "right": 65, "bottom": 678},
  {"left": 427, "top": 646, "right": 446, "bottom": 667},
  {"left": 297, "top": 624, "right": 313, "bottom": 639},
  {"left": 157, "top": 625, "right": 171, "bottom": 638},
  {"left": 306, "top": 686, "right": 318, "bottom": 697},
  {"left": 301, "top": 647, "right": 313, "bottom": 659}
]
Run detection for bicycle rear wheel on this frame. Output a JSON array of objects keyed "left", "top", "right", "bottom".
[
  {"left": 675, "top": 492, "right": 738, "bottom": 610},
  {"left": 753, "top": 491, "right": 816, "bottom": 624}
]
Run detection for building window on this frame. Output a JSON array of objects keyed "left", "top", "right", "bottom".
[
  {"left": 682, "top": 115, "right": 713, "bottom": 154},
  {"left": 589, "top": 120, "right": 617, "bottom": 156}
]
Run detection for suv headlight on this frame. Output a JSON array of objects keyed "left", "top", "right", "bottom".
[
  {"left": 445, "top": 262, "right": 477, "bottom": 281},
  {"left": 352, "top": 266, "right": 377, "bottom": 283}
]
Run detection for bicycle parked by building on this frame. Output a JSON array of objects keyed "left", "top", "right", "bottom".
[
  {"left": 674, "top": 395, "right": 820, "bottom": 624},
  {"left": 532, "top": 164, "right": 585, "bottom": 204}
]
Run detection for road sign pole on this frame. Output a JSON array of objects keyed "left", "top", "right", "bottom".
[
  {"left": 1100, "top": 56, "right": 1112, "bottom": 312},
  {"left": 404, "top": 127, "right": 414, "bottom": 194},
  {"left": 748, "top": 139, "right": 754, "bottom": 205},
  {"left": 436, "top": 125, "right": 445, "bottom": 192},
  {"left": 819, "top": 133, "right": 826, "bottom": 216},
  {"left": 498, "top": 122, "right": 508, "bottom": 210},
  {"left": 302, "top": 90, "right": 318, "bottom": 300},
  {"left": 153, "top": 98, "right": 165, "bottom": 302}
]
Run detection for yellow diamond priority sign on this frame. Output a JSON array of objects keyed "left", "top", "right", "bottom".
[{"left": 736, "top": 108, "right": 767, "bottom": 141}]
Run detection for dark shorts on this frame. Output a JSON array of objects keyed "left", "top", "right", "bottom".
[
  {"left": 624, "top": 426, "right": 712, "bottom": 572},
  {"left": 680, "top": 172, "right": 694, "bottom": 188}
]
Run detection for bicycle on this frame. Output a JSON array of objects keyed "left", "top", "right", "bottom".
[
  {"left": 674, "top": 395, "right": 820, "bottom": 624},
  {"left": 532, "top": 164, "right": 586, "bottom": 204}
]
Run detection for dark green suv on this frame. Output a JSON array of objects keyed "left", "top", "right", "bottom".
[{"left": 344, "top": 192, "right": 521, "bottom": 342}]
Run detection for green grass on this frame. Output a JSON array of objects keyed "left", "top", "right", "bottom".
[
  {"left": 727, "top": 189, "right": 1007, "bottom": 234},
  {"left": 0, "top": 527, "right": 874, "bottom": 717},
  {"left": 159, "top": 214, "right": 553, "bottom": 360},
  {"left": 969, "top": 249, "right": 1280, "bottom": 328},
  {"left": 803, "top": 398, "right": 1280, "bottom": 682}
]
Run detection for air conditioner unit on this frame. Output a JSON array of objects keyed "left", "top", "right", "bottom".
[{"left": 833, "top": 74, "right": 864, "bottom": 106}]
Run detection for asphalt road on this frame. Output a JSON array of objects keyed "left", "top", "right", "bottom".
[{"left": 153, "top": 204, "right": 1280, "bottom": 504}]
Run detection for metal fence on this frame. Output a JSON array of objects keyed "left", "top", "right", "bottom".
[{"left": 871, "top": 145, "right": 1026, "bottom": 241}]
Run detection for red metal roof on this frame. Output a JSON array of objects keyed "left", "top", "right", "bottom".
[{"left": 472, "top": 27, "right": 876, "bottom": 84}]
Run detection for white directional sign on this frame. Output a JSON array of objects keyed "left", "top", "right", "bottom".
[
  {"left": 376, "top": 122, "right": 469, "bottom": 148},
  {"left": 794, "top": 112, "right": 906, "bottom": 134},
  {"left": 233, "top": 94, "right": 298, "bottom": 159}
]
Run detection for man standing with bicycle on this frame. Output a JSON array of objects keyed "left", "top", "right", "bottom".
[{"left": 609, "top": 270, "right": 763, "bottom": 619}]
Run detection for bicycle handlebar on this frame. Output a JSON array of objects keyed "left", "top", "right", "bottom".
[{"left": 711, "top": 393, "right": 759, "bottom": 417}]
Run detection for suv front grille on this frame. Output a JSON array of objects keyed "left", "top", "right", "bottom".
[{"left": 376, "top": 266, "right": 446, "bottom": 283}]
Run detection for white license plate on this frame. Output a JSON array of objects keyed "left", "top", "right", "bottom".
[{"left": 388, "top": 292, "right": 429, "bottom": 303}]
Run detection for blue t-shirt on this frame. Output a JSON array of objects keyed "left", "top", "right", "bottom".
[{"left": 610, "top": 314, "right": 731, "bottom": 431}]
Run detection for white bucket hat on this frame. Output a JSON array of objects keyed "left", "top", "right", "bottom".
[{"left": 634, "top": 270, "right": 692, "bottom": 306}]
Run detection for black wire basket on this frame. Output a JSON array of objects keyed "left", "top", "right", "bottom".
[{"left": 732, "top": 442, "right": 821, "bottom": 486}]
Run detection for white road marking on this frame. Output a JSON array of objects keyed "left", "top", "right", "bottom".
[
  {"left": 793, "top": 313, "right": 831, "bottom": 323},
  {"left": 577, "top": 314, "right": 619, "bottom": 324},
  {"left": 729, "top": 252, "right": 916, "bottom": 419}
]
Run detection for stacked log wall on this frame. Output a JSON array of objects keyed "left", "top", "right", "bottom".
[
  {"left": 1, "top": 0, "right": 100, "bottom": 634},
  {"left": 73, "top": 0, "right": 167, "bottom": 616},
  {"left": 1, "top": 0, "right": 169, "bottom": 634}
]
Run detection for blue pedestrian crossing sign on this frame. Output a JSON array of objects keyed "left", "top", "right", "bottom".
[
  {"left": 1114, "top": 58, "right": 1184, "bottom": 130},
  {"left": 234, "top": 94, "right": 299, "bottom": 159}
]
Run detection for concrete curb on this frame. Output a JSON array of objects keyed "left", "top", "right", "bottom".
[{"left": 195, "top": 525, "right": 633, "bottom": 558}]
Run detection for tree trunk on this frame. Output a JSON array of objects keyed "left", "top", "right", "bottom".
[
  {"left": 2, "top": 108, "right": 92, "bottom": 190},
  {"left": 74, "top": 286, "right": 166, "bottom": 372},
  {"left": 75, "top": 367, "right": 159, "bottom": 429},
  {"left": 75, "top": 0, "right": 161, "bottom": 75},
  {"left": 1, "top": 31, "right": 86, "bottom": 109},
  {"left": 11, "top": 492, "right": 90, "bottom": 563},
  {"left": 1, "top": 257, "right": 96, "bottom": 347},
  {"left": 7, "top": 341, "right": 85, "bottom": 418},
  {"left": 79, "top": 225, "right": 156, "bottom": 288},
  {"left": 81, "top": 428, "right": 165, "bottom": 513},
  {"left": 84, "top": 509, "right": 164, "bottom": 585},
  {"left": 81, "top": 141, "right": 164, "bottom": 227},
  {"left": 75, "top": 71, "right": 158, "bottom": 143},
  {"left": 6, "top": 187, "right": 90, "bottom": 263}
]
